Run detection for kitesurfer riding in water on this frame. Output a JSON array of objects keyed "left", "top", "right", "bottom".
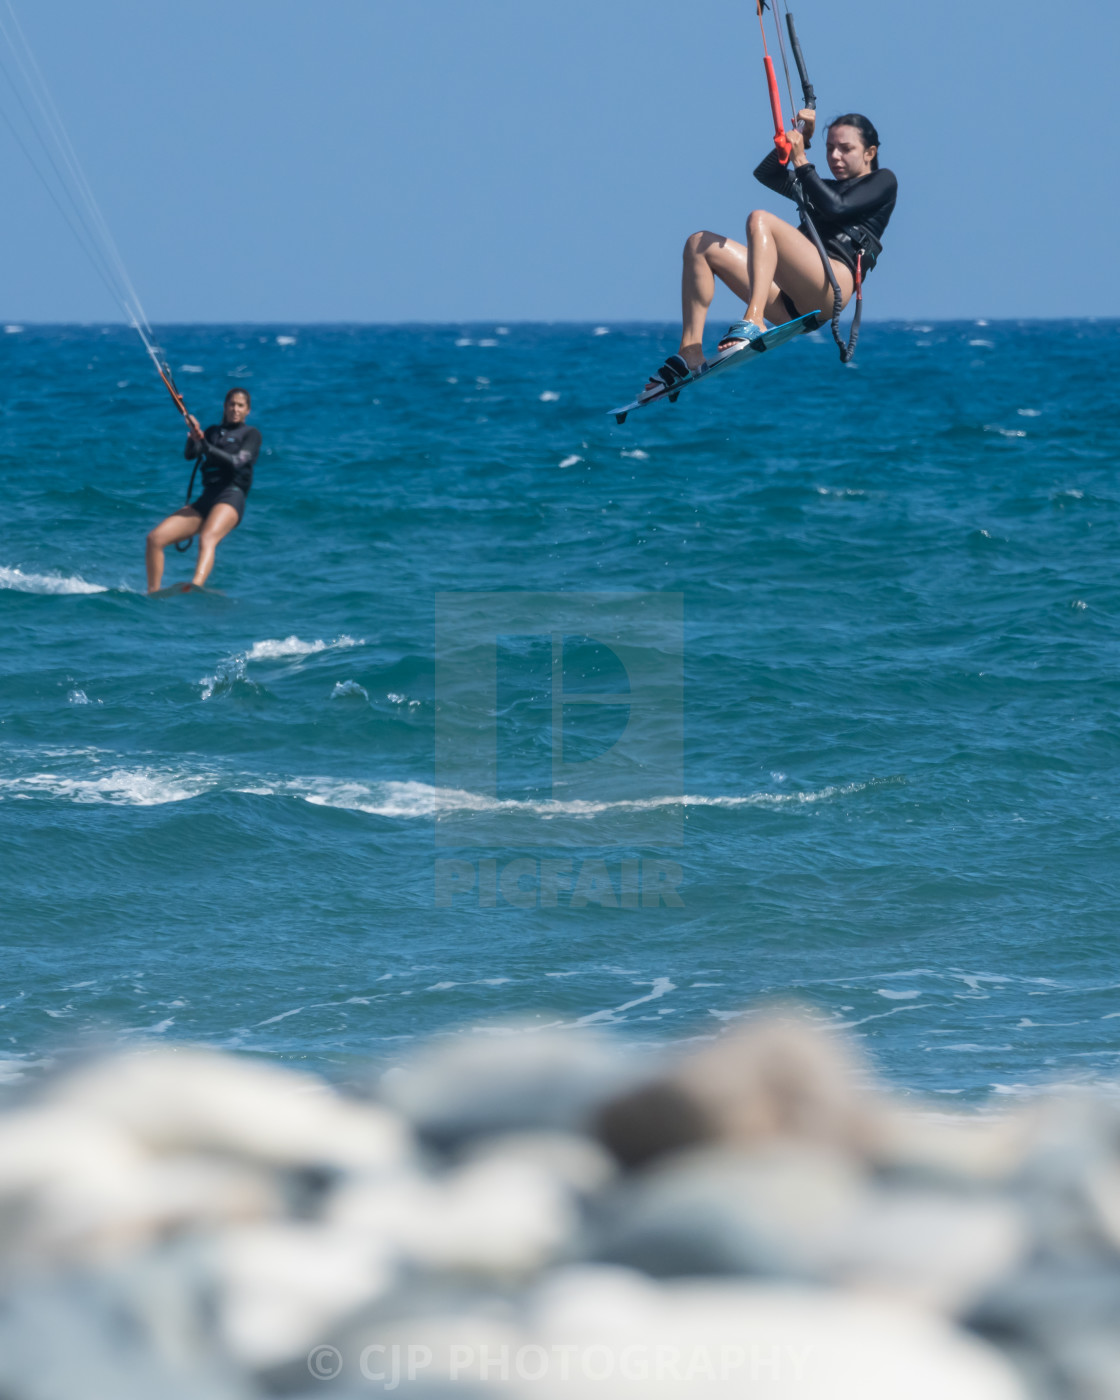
[
  {"left": 640, "top": 110, "right": 897, "bottom": 399},
  {"left": 145, "top": 388, "right": 261, "bottom": 593}
]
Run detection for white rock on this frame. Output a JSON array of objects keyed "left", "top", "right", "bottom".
[
  {"left": 598, "top": 1145, "right": 868, "bottom": 1279},
  {"left": 380, "top": 1031, "right": 638, "bottom": 1145},
  {"left": 328, "top": 1155, "right": 576, "bottom": 1275},
  {"left": 831, "top": 1191, "right": 1026, "bottom": 1312},
  {"left": 36, "top": 1153, "right": 279, "bottom": 1263},
  {"left": 0, "top": 1106, "right": 147, "bottom": 1200},
  {"left": 0, "top": 1264, "right": 254, "bottom": 1400},
  {"left": 214, "top": 1222, "right": 396, "bottom": 1369},
  {"left": 461, "top": 1131, "right": 617, "bottom": 1196},
  {"left": 1083, "top": 1159, "right": 1120, "bottom": 1252},
  {"left": 524, "top": 1267, "right": 1028, "bottom": 1399},
  {"left": 871, "top": 1108, "right": 1034, "bottom": 1184},
  {"left": 43, "top": 1049, "right": 411, "bottom": 1172}
]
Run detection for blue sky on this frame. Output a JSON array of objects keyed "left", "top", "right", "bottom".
[{"left": 1, "top": 0, "right": 1116, "bottom": 323}]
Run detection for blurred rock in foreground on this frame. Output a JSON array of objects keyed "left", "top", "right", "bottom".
[{"left": 0, "top": 1013, "right": 1118, "bottom": 1397}]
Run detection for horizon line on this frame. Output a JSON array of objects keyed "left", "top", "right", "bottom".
[{"left": 2, "top": 316, "right": 1117, "bottom": 329}]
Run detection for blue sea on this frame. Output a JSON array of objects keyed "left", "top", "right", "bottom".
[{"left": 2, "top": 319, "right": 1118, "bottom": 1101}]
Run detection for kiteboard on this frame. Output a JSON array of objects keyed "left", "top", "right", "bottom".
[
  {"left": 150, "top": 583, "right": 225, "bottom": 598},
  {"left": 608, "top": 312, "right": 821, "bottom": 424}
]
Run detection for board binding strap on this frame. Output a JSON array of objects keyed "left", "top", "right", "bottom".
[{"left": 609, "top": 312, "right": 821, "bottom": 424}]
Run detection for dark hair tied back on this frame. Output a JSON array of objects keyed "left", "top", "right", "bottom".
[
  {"left": 225, "top": 386, "right": 251, "bottom": 408},
  {"left": 829, "top": 113, "right": 880, "bottom": 171}
]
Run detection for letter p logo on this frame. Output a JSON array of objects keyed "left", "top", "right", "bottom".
[{"left": 435, "top": 593, "right": 683, "bottom": 847}]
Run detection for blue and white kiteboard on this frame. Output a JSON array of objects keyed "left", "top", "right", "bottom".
[{"left": 608, "top": 312, "right": 821, "bottom": 424}]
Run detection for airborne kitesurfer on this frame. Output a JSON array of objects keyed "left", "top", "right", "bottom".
[
  {"left": 639, "top": 111, "right": 897, "bottom": 399},
  {"left": 145, "top": 388, "right": 261, "bottom": 593}
]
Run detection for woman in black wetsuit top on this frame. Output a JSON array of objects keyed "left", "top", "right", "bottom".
[
  {"left": 145, "top": 387, "right": 261, "bottom": 593},
  {"left": 640, "top": 111, "right": 897, "bottom": 397}
]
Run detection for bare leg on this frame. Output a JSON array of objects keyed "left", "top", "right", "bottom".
[
  {"left": 669, "top": 229, "right": 817, "bottom": 375},
  {"left": 146, "top": 507, "right": 201, "bottom": 593},
  {"left": 678, "top": 231, "right": 754, "bottom": 370},
  {"left": 736, "top": 209, "right": 854, "bottom": 340},
  {"left": 651, "top": 217, "right": 855, "bottom": 383},
  {"left": 192, "top": 503, "right": 240, "bottom": 587}
]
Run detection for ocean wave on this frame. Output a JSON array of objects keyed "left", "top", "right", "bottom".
[
  {"left": 246, "top": 635, "right": 362, "bottom": 661},
  {"left": 285, "top": 777, "right": 879, "bottom": 820},
  {"left": 0, "top": 766, "right": 216, "bottom": 806},
  {"left": 202, "top": 635, "right": 364, "bottom": 698},
  {"left": 0, "top": 741, "right": 887, "bottom": 817},
  {"left": 199, "top": 654, "right": 252, "bottom": 701},
  {"left": 330, "top": 680, "right": 369, "bottom": 701},
  {"left": 0, "top": 566, "right": 106, "bottom": 595}
]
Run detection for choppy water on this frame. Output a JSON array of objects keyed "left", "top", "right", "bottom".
[{"left": 2, "top": 320, "right": 1119, "bottom": 1099}]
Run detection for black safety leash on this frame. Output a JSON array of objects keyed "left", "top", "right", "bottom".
[
  {"left": 173, "top": 455, "right": 200, "bottom": 552},
  {"left": 783, "top": 10, "right": 862, "bottom": 364}
]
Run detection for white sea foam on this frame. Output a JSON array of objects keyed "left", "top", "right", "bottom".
[
  {"left": 593, "top": 326, "right": 610, "bottom": 336},
  {"left": 331, "top": 681, "right": 369, "bottom": 701},
  {"left": 202, "top": 636, "right": 362, "bottom": 695},
  {"left": 539, "top": 391, "right": 560, "bottom": 402},
  {"left": 1017, "top": 408, "right": 1041, "bottom": 417},
  {"left": 558, "top": 454, "right": 582, "bottom": 469},
  {"left": 969, "top": 339, "right": 995, "bottom": 348},
  {"left": 246, "top": 635, "right": 361, "bottom": 661},
  {"left": 477, "top": 338, "right": 498, "bottom": 347},
  {"left": 256, "top": 1007, "right": 304, "bottom": 1027},
  {"left": 0, "top": 566, "right": 106, "bottom": 595},
  {"left": 179, "top": 364, "right": 204, "bottom": 373},
  {"left": 574, "top": 976, "right": 675, "bottom": 1027},
  {"left": 0, "top": 766, "right": 215, "bottom": 806},
  {"left": 620, "top": 449, "right": 648, "bottom": 460},
  {"left": 67, "top": 690, "right": 91, "bottom": 705},
  {"left": 4, "top": 324, "right": 24, "bottom": 334},
  {"left": 0, "top": 746, "right": 881, "bottom": 819},
  {"left": 286, "top": 777, "right": 877, "bottom": 820},
  {"left": 276, "top": 336, "right": 297, "bottom": 347}
]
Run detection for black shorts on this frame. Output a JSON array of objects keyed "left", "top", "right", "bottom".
[
  {"left": 780, "top": 291, "right": 823, "bottom": 329},
  {"left": 190, "top": 485, "right": 246, "bottom": 524}
]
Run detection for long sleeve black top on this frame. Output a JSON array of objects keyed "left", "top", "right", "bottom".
[
  {"left": 754, "top": 149, "right": 897, "bottom": 273},
  {"left": 185, "top": 421, "right": 262, "bottom": 496}
]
